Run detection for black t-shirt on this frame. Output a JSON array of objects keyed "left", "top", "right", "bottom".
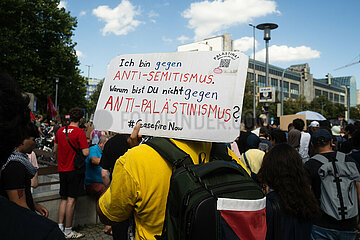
[
  {"left": 0, "top": 161, "right": 35, "bottom": 211},
  {"left": 304, "top": 152, "right": 360, "bottom": 231},
  {"left": 99, "top": 134, "right": 131, "bottom": 174},
  {"left": 266, "top": 191, "right": 312, "bottom": 240},
  {"left": 0, "top": 196, "right": 65, "bottom": 239},
  {"left": 236, "top": 131, "right": 255, "bottom": 154}
]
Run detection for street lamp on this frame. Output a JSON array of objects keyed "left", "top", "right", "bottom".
[
  {"left": 249, "top": 23, "right": 256, "bottom": 123},
  {"left": 280, "top": 68, "right": 289, "bottom": 116},
  {"left": 55, "top": 77, "right": 59, "bottom": 110},
  {"left": 256, "top": 23, "right": 278, "bottom": 125}
]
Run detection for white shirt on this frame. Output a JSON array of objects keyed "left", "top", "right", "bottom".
[{"left": 299, "top": 132, "right": 311, "bottom": 163}]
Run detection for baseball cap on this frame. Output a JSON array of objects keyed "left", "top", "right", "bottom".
[
  {"left": 311, "top": 129, "right": 332, "bottom": 145},
  {"left": 331, "top": 126, "right": 341, "bottom": 136},
  {"left": 309, "top": 121, "right": 320, "bottom": 128}
]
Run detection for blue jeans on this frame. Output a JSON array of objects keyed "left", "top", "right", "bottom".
[{"left": 311, "top": 225, "right": 357, "bottom": 240}]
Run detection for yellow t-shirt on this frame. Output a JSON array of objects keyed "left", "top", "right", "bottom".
[{"left": 99, "top": 139, "right": 247, "bottom": 240}]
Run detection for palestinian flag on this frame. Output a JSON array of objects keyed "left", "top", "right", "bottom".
[{"left": 217, "top": 197, "right": 266, "bottom": 240}]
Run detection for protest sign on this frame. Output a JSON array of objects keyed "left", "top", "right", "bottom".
[
  {"left": 280, "top": 114, "right": 306, "bottom": 131},
  {"left": 93, "top": 51, "right": 248, "bottom": 142}
]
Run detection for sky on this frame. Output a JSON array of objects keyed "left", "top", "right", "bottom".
[{"left": 59, "top": 0, "right": 360, "bottom": 89}]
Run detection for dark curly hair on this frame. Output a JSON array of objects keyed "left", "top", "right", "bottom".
[
  {"left": 293, "top": 118, "right": 305, "bottom": 131},
  {"left": 258, "top": 143, "right": 320, "bottom": 219},
  {"left": 0, "top": 73, "right": 31, "bottom": 167}
]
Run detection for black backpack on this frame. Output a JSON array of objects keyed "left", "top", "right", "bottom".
[{"left": 146, "top": 138, "right": 266, "bottom": 240}]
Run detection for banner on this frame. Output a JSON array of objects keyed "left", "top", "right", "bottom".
[
  {"left": 94, "top": 51, "right": 248, "bottom": 142},
  {"left": 47, "top": 96, "right": 57, "bottom": 119}
]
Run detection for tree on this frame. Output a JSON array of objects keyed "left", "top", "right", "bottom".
[
  {"left": 87, "top": 79, "right": 104, "bottom": 115},
  {"left": 0, "top": 0, "right": 86, "bottom": 116}
]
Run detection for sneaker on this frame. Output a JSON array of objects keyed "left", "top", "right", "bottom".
[{"left": 65, "top": 230, "right": 84, "bottom": 239}]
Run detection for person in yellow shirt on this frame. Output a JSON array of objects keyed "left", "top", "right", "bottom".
[{"left": 96, "top": 125, "right": 248, "bottom": 240}]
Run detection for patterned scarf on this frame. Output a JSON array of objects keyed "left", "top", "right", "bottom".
[{"left": 2, "top": 150, "right": 37, "bottom": 178}]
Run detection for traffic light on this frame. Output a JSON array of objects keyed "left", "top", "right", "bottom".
[
  {"left": 301, "top": 68, "right": 308, "bottom": 81},
  {"left": 326, "top": 73, "right": 331, "bottom": 85}
]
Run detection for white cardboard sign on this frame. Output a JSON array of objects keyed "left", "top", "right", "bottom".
[{"left": 93, "top": 51, "right": 248, "bottom": 142}]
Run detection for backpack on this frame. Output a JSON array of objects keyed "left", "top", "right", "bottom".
[
  {"left": 146, "top": 138, "right": 266, "bottom": 240},
  {"left": 312, "top": 152, "right": 360, "bottom": 220}
]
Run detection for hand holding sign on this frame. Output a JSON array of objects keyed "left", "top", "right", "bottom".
[{"left": 94, "top": 51, "right": 249, "bottom": 142}]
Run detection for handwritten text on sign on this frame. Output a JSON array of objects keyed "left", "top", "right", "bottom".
[{"left": 94, "top": 51, "right": 248, "bottom": 142}]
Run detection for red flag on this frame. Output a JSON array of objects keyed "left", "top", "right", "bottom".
[
  {"left": 47, "top": 96, "right": 57, "bottom": 119},
  {"left": 30, "top": 111, "right": 36, "bottom": 120}
]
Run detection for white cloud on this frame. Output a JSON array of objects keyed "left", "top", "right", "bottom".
[
  {"left": 76, "top": 50, "right": 85, "bottom": 58},
  {"left": 256, "top": 45, "right": 321, "bottom": 62},
  {"left": 58, "top": 1, "right": 67, "bottom": 9},
  {"left": 79, "top": 11, "right": 86, "bottom": 17},
  {"left": 182, "top": 0, "right": 279, "bottom": 40},
  {"left": 177, "top": 35, "right": 190, "bottom": 44},
  {"left": 162, "top": 36, "right": 173, "bottom": 43},
  {"left": 148, "top": 10, "right": 159, "bottom": 18},
  {"left": 93, "top": 0, "right": 142, "bottom": 36},
  {"left": 233, "top": 37, "right": 258, "bottom": 53},
  {"left": 148, "top": 10, "right": 159, "bottom": 23}
]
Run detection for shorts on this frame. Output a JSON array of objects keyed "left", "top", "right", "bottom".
[
  {"left": 85, "top": 182, "right": 106, "bottom": 199},
  {"left": 59, "top": 171, "right": 85, "bottom": 198}
]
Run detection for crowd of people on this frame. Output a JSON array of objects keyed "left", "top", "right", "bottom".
[{"left": 1, "top": 70, "right": 360, "bottom": 240}]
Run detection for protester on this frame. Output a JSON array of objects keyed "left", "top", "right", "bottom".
[
  {"left": 0, "top": 72, "right": 65, "bottom": 239},
  {"left": 304, "top": 129, "right": 360, "bottom": 239},
  {"left": 259, "top": 126, "right": 272, "bottom": 152},
  {"left": 236, "top": 117, "right": 258, "bottom": 154},
  {"left": 293, "top": 118, "right": 311, "bottom": 162},
  {"left": 349, "top": 130, "right": 360, "bottom": 166},
  {"left": 28, "top": 150, "right": 39, "bottom": 189},
  {"left": 99, "top": 133, "right": 133, "bottom": 240},
  {"left": 287, "top": 126, "right": 301, "bottom": 150},
  {"left": 331, "top": 125, "right": 345, "bottom": 151},
  {"left": 308, "top": 121, "right": 320, "bottom": 135},
  {"left": 84, "top": 135, "right": 110, "bottom": 235},
  {"left": 258, "top": 143, "right": 320, "bottom": 240},
  {"left": 54, "top": 108, "right": 89, "bottom": 239},
  {"left": 1, "top": 122, "right": 48, "bottom": 216},
  {"left": 85, "top": 135, "right": 109, "bottom": 197},
  {"left": 269, "top": 129, "right": 287, "bottom": 146},
  {"left": 340, "top": 124, "right": 358, "bottom": 153},
  {"left": 96, "top": 125, "right": 250, "bottom": 240}
]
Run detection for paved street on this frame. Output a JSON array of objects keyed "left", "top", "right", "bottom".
[{"left": 75, "top": 223, "right": 113, "bottom": 240}]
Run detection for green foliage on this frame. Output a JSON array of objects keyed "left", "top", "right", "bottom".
[
  {"left": 241, "top": 77, "right": 258, "bottom": 119},
  {"left": 350, "top": 106, "right": 360, "bottom": 119},
  {"left": 0, "top": 0, "right": 86, "bottom": 117},
  {"left": 87, "top": 79, "right": 104, "bottom": 115}
]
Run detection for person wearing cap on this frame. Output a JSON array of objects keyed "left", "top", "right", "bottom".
[
  {"left": 331, "top": 125, "right": 345, "bottom": 151},
  {"left": 308, "top": 121, "right": 320, "bottom": 135},
  {"left": 304, "top": 129, "right": 360, "bottom": 239}
]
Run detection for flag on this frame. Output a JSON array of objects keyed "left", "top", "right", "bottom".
[
  {"left": 47, "top": 96, "right": 57, "bottom": 119},
  {"left": 30, "top": 111, "right": 36, "bottom": 120},
  {"left": 217, "top": 197, "right": 267, "bottom": 240}
]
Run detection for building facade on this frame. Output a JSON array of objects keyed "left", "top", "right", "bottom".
[
  {"left": 178, "top": 34, "right": 355, "bottom": 116},
  {"left": 85, "top": 77, "right": 103, "bottom": 101}
]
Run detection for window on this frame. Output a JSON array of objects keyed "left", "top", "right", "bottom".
[
  {"left": 271, "top": 78, "right": 278, "bottom": 91},
  {"left": 247, "top": 72, "right": 255, "bottom": 82},
  {"left": 281, "top": 81, "right": 289, "bottom": 98},
  {"left": 334, "top": 94, "right": 339, "bottom": 103},
  {"left": 340, "top": 95, "right": 345, "bottom": 104},
  {"left": 258, "top": 75, "right": 266, "bottom": 87},
  {"left": 290, "top": 83, "right": 299, "bottom": 98},
  {"left": 329, "top": 92, "right": 333, "bottom": 101},
  {"left": 322, "top": 91, "right": 328, "bottom": 98},
  {"left": 315, "top": 89, "right": 321, "bottom": 97}
]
